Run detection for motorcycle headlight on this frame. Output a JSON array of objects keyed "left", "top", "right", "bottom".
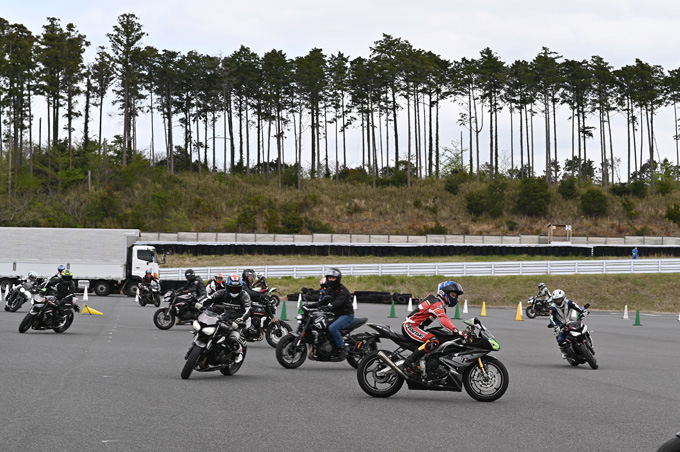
[
  {"left": 296, "top": 314, "right": 303, "bottom": 320},
  {"left": 202, "top": 327, "right": 216, "bottom": 335},
  {"left": 192, "top": 321, "right": 201, "bottom": 331},
  {"left": 19, "top": 287, "right": 26, "bottom": 293},
  {"left": 570, "top": 331, "right": 581, "bottom": 336}
]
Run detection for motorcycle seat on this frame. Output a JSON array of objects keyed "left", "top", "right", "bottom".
[{"left": 341, "top": 317, "right": 368, "bottom": 333}]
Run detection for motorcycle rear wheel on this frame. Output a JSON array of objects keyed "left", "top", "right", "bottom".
[
  {"left": 275, "top": 334, "right": 307, "bottom": 369},
  {"left": 219, "top": 348, "right": 248, "bottom": 375},
  {"left": 346, "top": 341, "right": 378, "bottom": 369},
  {"left": 579, "top": 343, "right": 599, "bottom": 369},
  {"left": 53, "top": 311, "right": 74, "bottom": 333},
  {"left": 525, "top": 305, "right": 537, "bottom": 319},
  {"left": 463, "top": 356, "right": 509, "bottom": 402},
  {"left": 265, "top": 321, "right": 292, "bottom": 347},
  {"left": 18, "top": 312, "right": 34, "bottom": 333},
  {"left": 181, "top": 346, "right": 202, "bottom": 379},
  {"left": 153, "top": 308, "right": 176, "bottom": 330},
  {"left": 356, "top": 350, "right": 404, "bottom": 398}
]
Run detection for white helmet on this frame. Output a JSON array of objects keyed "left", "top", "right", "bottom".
[{"left": 552, "top": 289, "right": 566, "bottom": 307}]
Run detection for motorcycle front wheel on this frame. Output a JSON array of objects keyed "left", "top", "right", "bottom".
[
  {"left": 265, "top": 321, "right": 292, "bottom": 347},
  {"left": 153, "top": 308, "right": 176, "bottom": 330},
  {"left": 18, "top": 312, "right": 34, "bottom": 333},
  {"left": 525, "top": 305, "right": 537, "bottom": 319},
  {"left": 181, "top": 346, "right": 203, "bottom": 379},
  {"left": 463, "top": 356, "right": 509, "bottom": 402},
  {"left": 275, "top": 334, "right": 307, "bottom": 369},
  {"left": 154, "top": 295, "right": 161, "bottom": 308},
  {"left": 579, "top": 343, "right": 599, "bottom": 369},
  {"left": 356, "top": 350, "right": 404, "bottom": 398},
  {"left": 220, "top": 348, "right": 248, "bottom": 376},
  {"left": 53, "top": 311, "right": 74, "bottom": 333}
]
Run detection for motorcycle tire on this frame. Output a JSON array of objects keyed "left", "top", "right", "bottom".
[
  {"left": 656, "top": 434, "right": 680, "bottom": 452},
  {"left": 356, "top": 350, "right": 404, "bottom": 398},
  {"left": 153, "top": 308, "right": 176, "bottom": 330},
  {"left": 275, "top": 334, "right": 307, "bottom": 369},
  {"left": 346, "top": 341, "right": 378, "bottom": 369},
  {"left": 181, "top": 346, "right": 203, "bottom": 380},
  {"left": 53, "top": 311, "right": 74, "bottom": 333},
  {"left": 463, "top": 356, "right": 509, "bottom": 402},
  {"left": 3, "top": 305, "right": 8, "bottom": 311},
  {"left": 579, "top": 343, "right": 599, "bottom": 370},
  {"left": 265, "top": 321, "right": 293, "bottom": 348},
  {"left": 220, "top": 347, "right": 248, "bottom": 376},
  {"left": 525, "top": 305, "right": 537, "bottom": 319},
  {"left": 154, "top": 295, "right": 161, "bottom": 308},
  {"left": 139, "top": 297, "right": 147, "bottom": 307},
  {"left": 18, "top": 312, "right": 34, "bottom": 333},
  {"left": 271, "top": 294, "right": 280, "bottom": 307}
]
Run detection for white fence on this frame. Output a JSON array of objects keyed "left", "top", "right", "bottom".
[{"left": 159, "top": 258, "right": 680, "bottom": 281}]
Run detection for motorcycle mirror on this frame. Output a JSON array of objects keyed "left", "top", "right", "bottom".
[{"left": 583, "top": 303, "right": 590, "bottom": 309}]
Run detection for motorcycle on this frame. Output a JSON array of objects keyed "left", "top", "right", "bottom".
[
  {"left": 242, "top": 288, "right": 293, "bottom": 347},
  {"left": 356, "top": 317, "right": 509, "bottom": 402},
  {"left": 136, "top": 280, "right": 161, "bottom": 307},
  {"left": 551, "top": 303, "right": 597, "bottom": 369},
  {"left": 18, "top": 293, "right": 80, "bottom": 333},
  {"left": 181, "top": 304, "right": 247, "bottom": 379},
  {"left": 275, "top": 305, "right": 378, "bottom": 369},
  {"left": 525, "top": 296, "right": 551, "bottom": 318},
  {"left": 153, "top": 289, "right": 202, "bottom": 330},
  {"left": 252, "top": 274, "right": 280, "bottom": 305},
  {"left": 4, "top": 278, "right": 37, "bottom": 312}
]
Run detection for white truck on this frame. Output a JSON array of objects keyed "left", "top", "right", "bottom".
[{"left": 0, "top": 227, "right": 163, "bottom": 297}]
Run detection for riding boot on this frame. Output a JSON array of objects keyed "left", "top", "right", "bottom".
[
  {"left": 559, "top": 344, "right": 569, "bottom": 359},
  {"left": 399, "top": 348, "right": 426, "bottom": 375},
  {"left": 336, "top": 345, "right": 348, "bottom": 360}
]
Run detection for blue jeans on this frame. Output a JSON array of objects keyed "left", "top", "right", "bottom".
[{"left": 328, "top": 314, "right": 354, "bottom": 348}]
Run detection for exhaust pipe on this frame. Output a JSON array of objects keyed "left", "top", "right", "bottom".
[{"left": 377, "top": 351, "right": 410, "bottom": 380}]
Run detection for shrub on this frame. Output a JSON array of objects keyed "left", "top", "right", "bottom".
[
  {"left": 630, "top": 180, "right": 647, "bottom": 198},
  {"left": 581, "top": 188, "right": 608, "bottom": 217},
  {"left": 515, "top": 177, "right": 551, "bottom": 217},
  {"left": 444, "top": 172, "right": 470, "bottom": 195},
  {"left": 609, "top": 183, "right": 631, "bottom": 197},
  {"left": 620, "top": 197, "right": 639, "bottom": 220},
  {"left": 485, "top": 179, "right": 506, "bottom": 218},
  {"left": 420, "top": 221, "right": 448, "bottom": 235},
  {"left": 656, "top": 178, "right": 675, "bottom": 195},
  {"left": 281, "top": 210, "right": 304, "bottom": 233},
  {"left": 465, "top": 191, "right": 485, "bottom": 217},
  {"left": 665, "top": 203, "right": 680, "bottom": 226},
  {"left": 263, "top": 209, "right": 281, "bottom": 233},
  {"left": 558, "top": 177, "right": 580, "bottom": 200},
  {"left": 304, "top": 217, "right": 334, "bottom": 233}
]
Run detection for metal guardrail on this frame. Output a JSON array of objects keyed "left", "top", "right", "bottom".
[{"left": 159, "top": 258, "right": 680, "bottom": 281}]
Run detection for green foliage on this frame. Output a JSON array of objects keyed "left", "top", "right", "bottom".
[
  {"left": 515, "top": 177, "right": 551, "bottom": 217},
  {"left": 338, "top": 167, "right": 370, "bottom": 184},
  {"left": 580, "top": 188, "right": 608, "bottom": 217},
  {"left": 620, "top": 197, "right": 639, "bottom": 220},
  {"left": 281, "top": 210, "right": 304, "bottom": 233},
  {"left": 665, "top": 203, "right": 680, "bottom": 226},
  {"left": 656, "top": 177, "right": 675, "bottom": 195},
  {"left": 418, "top": 221, "right": 448, "bottom": 235},
  {"left": 465, "top": 191, "right": 485, "bottom": 217},
  {"left": 263, "top": 209, "right": 281, "bottom": 233},
  {"left": 304, "top": 218, "right": 334, "bottom": 233},
  {"left": 485, "top": 179, "right": 506, "bottom": 218},
  {"left": 630, "top": 180, "right": 647, "bottom": 198},
  {"left": 444, "top": 171, "right": 471, "bottom": 195},
  {"left": 413, "top": 199, "right": 423, "bottom": 209},
  {"left": 609, "top": 183, "right": 631, "bottom": 197},
  {"left": 505, "top": 219, "right": 518, "bottom": 231},
  {"left": 282, "top": 167, "right": 299, "bottom": 187},
  {"left": 558, "top": 177, "right": 580, "bottom": 199}
]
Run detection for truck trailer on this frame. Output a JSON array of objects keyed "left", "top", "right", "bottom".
[{"left": 0, "top": 227, "right": 162, "bottom": 297}]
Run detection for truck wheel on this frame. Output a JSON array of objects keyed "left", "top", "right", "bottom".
[
  {"left": 125, "top": 281, "right": 140, "bottom": 298},
  {"left": 93, "top": 281, "right": 111, "bottom": 297},
  {"left": 0, "top": 278, "right": 13, "bottom": 294}
]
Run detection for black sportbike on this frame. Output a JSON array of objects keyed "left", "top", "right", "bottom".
[
  {"left": 242, "top": 289, "right": 292, "bottom": 347},
  {"left": 18, "top": 294, "right": 80, "bottom": 334},
  {"left": 153, "top": 289, "right": 201, "bottom": 330},
  {"left": 551, "top": 304, "right": 597, "bottom": 369},
  {"left": 181, "top": 304, "right": 246, "bottom": 379},
  {"left": 525, "top": 296, "right": 551, "bottom": 318},
  {"left": 275, "top": 305, "right": 377, "bottom": 369},
  {"left": 4, "top": 278, "right": 37, "bottom": 312},
  {"left": 356, "top": 317, "right": 509, "bottom": 401}
]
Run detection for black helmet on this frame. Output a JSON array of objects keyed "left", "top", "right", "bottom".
[
  {"left": 437, "top": 281, "right": 464, "bottom": 307},
  {"left": 324, "top": 268, "right": 342, "bottom": 288},
  {"left": 242, "top": 269, "right": 255, "bottom": 285},
  {"left": 61, "top": 270, "right": 73, "bottom": 282},
  {"left": 185, "top": 269, "right": 196, "bottom": 282}
]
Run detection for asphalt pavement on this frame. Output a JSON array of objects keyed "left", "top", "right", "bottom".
[{"left": 1, "top": 296, "right": 678, "bottom": 452}]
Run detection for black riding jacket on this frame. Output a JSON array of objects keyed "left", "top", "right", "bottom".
[
  {"left": 309, "top": 283, "right": 353, "bottom": 316},
  {"left": 207, "top": 289, "right": 252, "bottom": 321},
  {"left": 180, "top": 277, "right": 207, "bottom": 298}
]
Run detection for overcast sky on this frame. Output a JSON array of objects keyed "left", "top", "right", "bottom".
[{"left": 5, "top": 0, "right": 680, "bottom": 176}]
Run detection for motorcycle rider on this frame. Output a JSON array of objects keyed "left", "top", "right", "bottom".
[
  {"left": 42, "top": 269, "right": 76, "bottom": 316},
  {"left": 547, "top": 289, "right": 587, "bottom": 359},
  {"left": 179, "top": 269, "right": 206, "bottom": 306},
  {"left": 241, "top": 268, "right": 263, "bottom": 303},
  {"left": 399, "top": 281, "right": 466, "bottom": 377},
  {"left": 535, "top": 282, "right": 551, "bottom": 309},
  {"left": 206, "top": 273, "right": 226, "bottom": 296},
  {"left": 142, "top": 269, "right": 156, "bottom": 285},
  {"left": 205, "top": 274, "right": 252, "bottom": 364},
  {"left": 306, "top": 268, "right": 353, "bottom": 360}
]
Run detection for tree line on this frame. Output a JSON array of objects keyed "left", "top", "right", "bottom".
[{"left": 1, "top": 13, "right": 679, "bottom": 196}]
